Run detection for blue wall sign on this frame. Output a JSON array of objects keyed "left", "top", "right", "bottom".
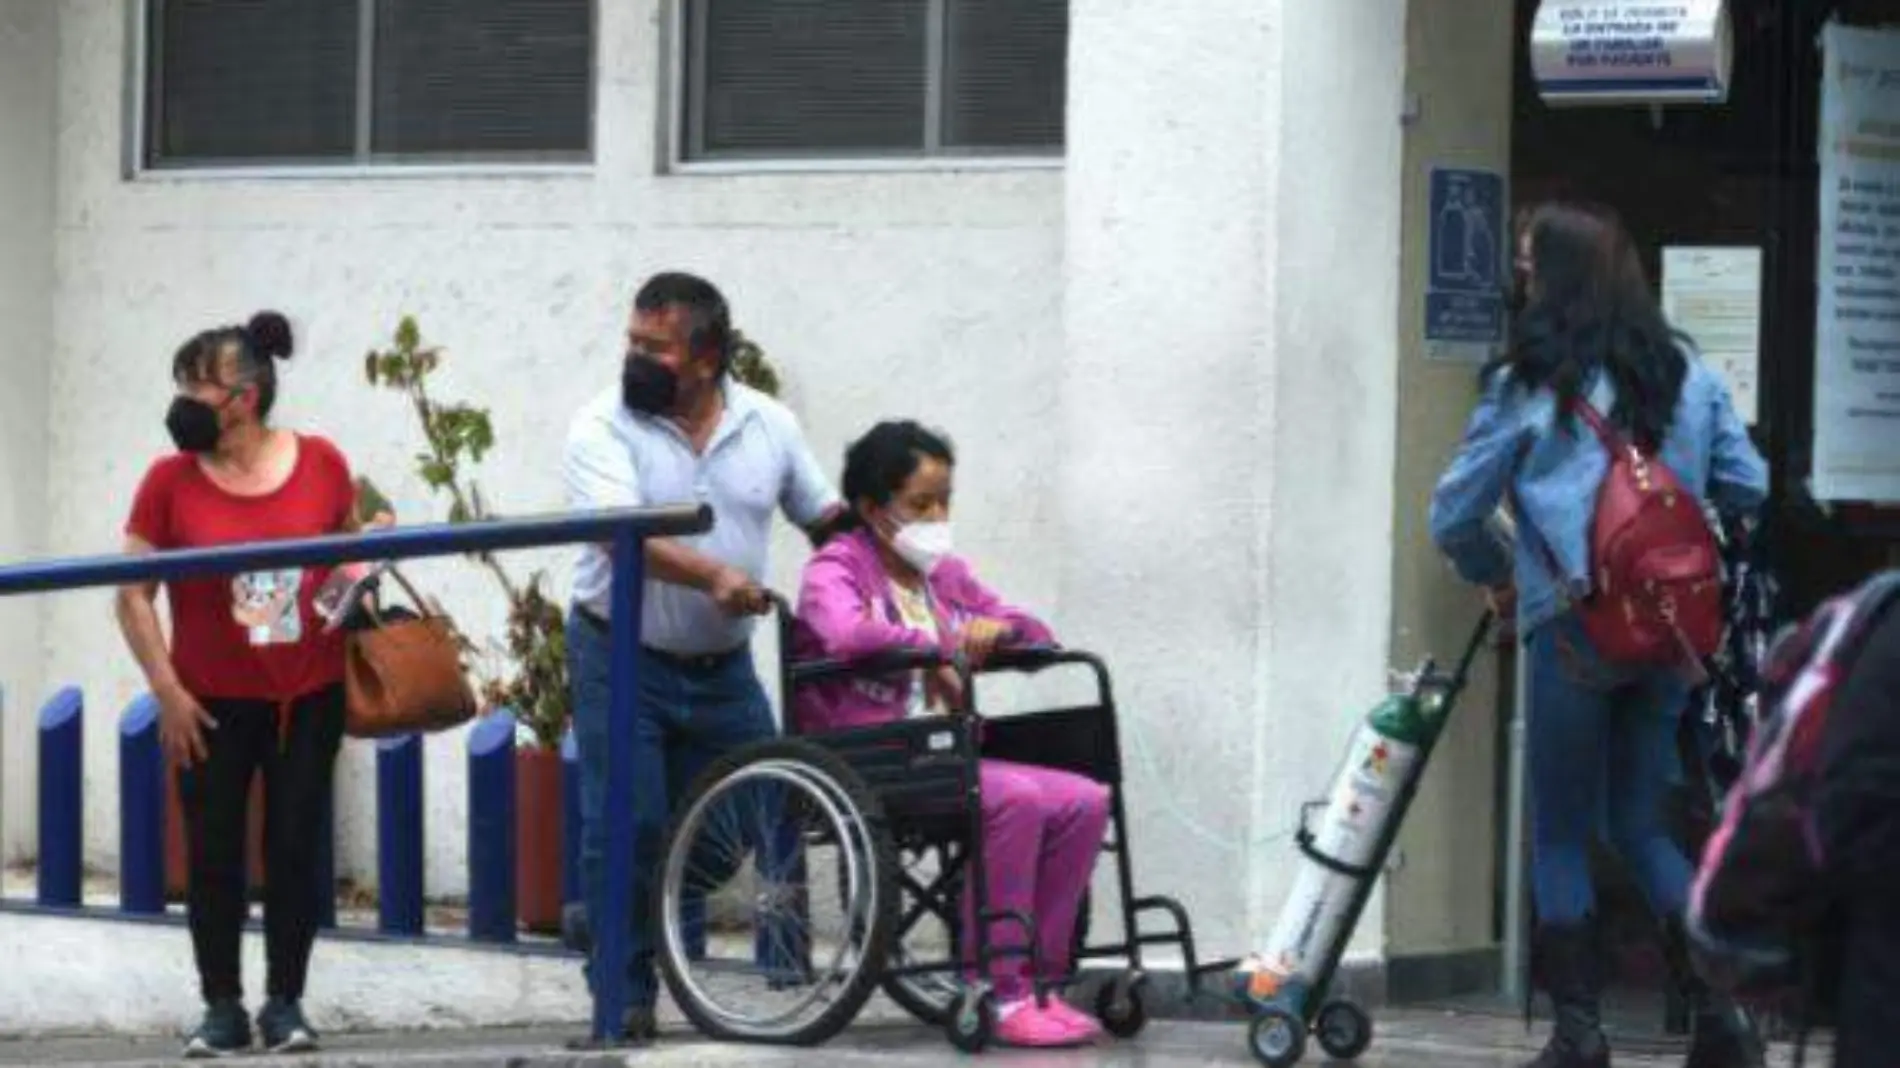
[{"left": 1426, "top": 167, "right": 1506, "bottom": 346}]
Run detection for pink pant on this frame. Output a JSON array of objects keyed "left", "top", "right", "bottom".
[{"left": 962, "top": 758, "right": 1112, "bottom": 1000}]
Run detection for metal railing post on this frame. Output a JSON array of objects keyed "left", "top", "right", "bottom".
[
  {"left": 1501, "top": 639, "right": 1530, "bottom": 1002},
  {"left": 592, "top": 529, "right": 646, "bottom": 1043}
]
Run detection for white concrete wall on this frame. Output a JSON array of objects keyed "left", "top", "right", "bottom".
[
  {"left": 0, "top": 0, "right": 57, "bottom": 865},
  {"left": 1061, "top": 0, "right": 1407, "bottom": 962},
  {"left": 42, "top": 4, "right": 1063, "bottom": 895}
]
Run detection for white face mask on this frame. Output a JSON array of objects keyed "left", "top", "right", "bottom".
[{"left": 891, "top": 520, "right": 954, "bottom": 575}]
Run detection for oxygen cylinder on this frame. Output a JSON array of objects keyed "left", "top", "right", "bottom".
[{"left": 1238, "top": 687, "right": 1439, "bottom": 1008}]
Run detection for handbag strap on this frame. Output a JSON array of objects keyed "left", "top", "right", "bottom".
[
  {"left": 384, "top": 564, "right": 436, "bottom": 618},
  {"left": 358, "top": 563, "right": 439, "bottom": 628}
]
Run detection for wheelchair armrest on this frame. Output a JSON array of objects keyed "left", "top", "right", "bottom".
[
  {"left": 788, "top": 648, "right": 950, "bottom": 686},
  {"left": 788, "top": 644, "right": 1114, "bottom": 720},
  {"left": 981, "top": 644, "right": 1087, "bottom": 674}
]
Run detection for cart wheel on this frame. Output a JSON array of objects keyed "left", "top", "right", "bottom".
[
  {"left": 1248, "top": 1008, "right": 1306, "bottom": 1067},
  {"left": 945, "top": 988, "right": 995, "bottom": 1053},
  {"left": 1093, "top": 972, "right": 1148, "bottom": 1038},
  {"left": 1315, "top": 1000, "right": 1372, "bottom": 1060}
]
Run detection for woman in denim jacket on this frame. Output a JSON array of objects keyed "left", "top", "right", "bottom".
[{"left": 1430, "top": 203, "right": 1768, "bottom": 1068}]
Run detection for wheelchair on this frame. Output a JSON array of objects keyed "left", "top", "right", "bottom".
[{"left": 648, "top": 596, "right": 1222, "bottom": 1050}]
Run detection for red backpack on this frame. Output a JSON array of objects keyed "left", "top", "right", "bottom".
[{"left": 1558, "top": 399, "right": 1725, "bottom": 668}]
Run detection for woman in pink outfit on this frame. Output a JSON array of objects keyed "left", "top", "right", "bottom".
[{"left": 792, "top": 420, "right": 1111, "bottom": 1048}]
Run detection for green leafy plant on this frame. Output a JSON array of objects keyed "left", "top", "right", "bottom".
[
  {"left": 361, "top": 317, "right": 784, "bottom": 751},
  {"left": 364, "top": 317, "right": 568, "bottom": 750}
]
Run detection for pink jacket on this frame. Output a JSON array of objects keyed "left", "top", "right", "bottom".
[{"left": 791, "top": 527, "right": 1055, "bottom": 733}]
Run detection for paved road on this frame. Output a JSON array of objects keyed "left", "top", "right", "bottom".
[{"left": 0, "top": 1010, "right": 1826, "bottom": 1068}]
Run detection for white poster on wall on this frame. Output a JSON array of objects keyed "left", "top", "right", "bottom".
[
  {"left": 1814, "top": 23, "right": 1900, "bottom": 503},
  {"left": 1661, "top": 246, "right": 1761, "bottom": 425}
]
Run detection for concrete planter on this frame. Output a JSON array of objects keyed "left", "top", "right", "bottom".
[{"left": 515, "top": 745, "right": 565, "bottom": 934}]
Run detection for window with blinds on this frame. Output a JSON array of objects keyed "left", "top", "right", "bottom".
[
  {"left": 142, "top": 0, "right": 594, "bottom": 169},
  {"left": 680, "top": 0, "right": 1067, "bottom": 162}
]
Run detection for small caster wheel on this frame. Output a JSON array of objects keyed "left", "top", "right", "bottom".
[
  {"left": 1315, "top": 1000, "right": 1372, "bottom": 1060},
  {"left": 1093, "top": 971, "right": 1149, "bottom": 1039},
  {"left": 945, "top": 988, "right": 996, "bottom": 1053},
  {"left": 1248, "top": 1008, "right": 1306, "bottom": 1067}
]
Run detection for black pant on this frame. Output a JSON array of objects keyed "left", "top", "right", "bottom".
[{"left": 177, "top": 685, "right": 344, "bottom": 1004}]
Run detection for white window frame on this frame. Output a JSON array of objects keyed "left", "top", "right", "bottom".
[
  {"left": 662, "top": 0, "right": 1065, "bottom": 176},
  {"left": 125, "top": 0, "right": 600, "bottom": 182}
]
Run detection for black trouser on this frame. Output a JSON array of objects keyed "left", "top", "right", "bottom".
[{"left": 177, "top": 685, "right": 345, "bottom": 1004}]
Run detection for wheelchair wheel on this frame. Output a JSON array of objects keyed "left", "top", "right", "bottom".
[{"left": 656, "top": 739, "right": 898, "bottom": 1046}]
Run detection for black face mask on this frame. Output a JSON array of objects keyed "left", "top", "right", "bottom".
[
  {"left": 166, "top": 396, "right": 223, "bottom": 454},
  {"left": 621, "top": 352, "right": 679, "bottom": 416}
]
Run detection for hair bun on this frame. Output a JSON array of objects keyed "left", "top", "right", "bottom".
[{"left": 247, "top": 311, "right": 294, "bottom": 360}]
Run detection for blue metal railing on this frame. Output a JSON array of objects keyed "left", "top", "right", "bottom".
[{"left": 0, "top": 503, "right": 709, "bottom": 1044}]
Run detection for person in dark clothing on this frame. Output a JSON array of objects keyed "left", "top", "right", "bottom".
[{"left": 1814, "top": 599, "right": 1900, "bottom": 1068}]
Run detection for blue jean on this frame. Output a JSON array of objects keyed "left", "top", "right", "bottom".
[
  {"left": 568, "top": 608, "right": 778, "bottom": 1007},
  {"left": 1526, "top": 612, "right": 1693, "bottom": 925}
]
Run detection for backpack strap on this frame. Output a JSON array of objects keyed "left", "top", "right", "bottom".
[
  {"left": 1570, "top": 398, "right": 1621, "bottom": 449},
  {"left": 1508, "top": 383, "right": 1623, "bottom": 599},
  {"left": 1832, "top": 570, "right": 1900, "bottom": 661},
  {"left": 1516, "top": 391, "right": 1615, "bottom": 596}
]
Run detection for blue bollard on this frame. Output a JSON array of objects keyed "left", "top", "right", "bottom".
[
  {"left": 467, "top": 710, "right": 517, "bottom": 943},
  {"left": 377, "top": 734, "right": 426, "bottom": 936},
  {"left": 37, "top": 687, "right": 84, "bottom": 908},
  {"left": 561, "top": 725, "right": 581, "bottom": 910},
  {"left": 117, "top": 694, "right": 165, "bottom": 915}
]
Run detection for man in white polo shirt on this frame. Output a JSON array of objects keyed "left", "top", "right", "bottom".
[{"left": 562, "top": 272, "right": 841, "bottom": 1041}]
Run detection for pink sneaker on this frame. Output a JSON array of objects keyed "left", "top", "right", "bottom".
[
  {"left": 993, "top": 999, "right": 1088, "bottom": 1048},
  {"left": 1039, "top": 998, "right": 1106, "bottom": 1042}
]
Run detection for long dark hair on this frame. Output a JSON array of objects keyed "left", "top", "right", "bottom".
[{"left": 1489, "top": 202, "right": 1686, "bottom": 450}]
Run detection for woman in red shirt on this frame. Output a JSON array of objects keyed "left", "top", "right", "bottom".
[{"left": 115, "top": 312, "right": 383, "bottom": 1058}]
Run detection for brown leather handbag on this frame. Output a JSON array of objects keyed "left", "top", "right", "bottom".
[{"left": 340, "top": 565, "right": 478, "bottom": 739}]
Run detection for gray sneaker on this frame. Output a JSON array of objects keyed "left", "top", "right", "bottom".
[
  {"left": 255, "top": 998, "right": 319, "bottom": 1053},
  {"left": 183, "top": 1000, "right": 251, "bottom": 1059}
]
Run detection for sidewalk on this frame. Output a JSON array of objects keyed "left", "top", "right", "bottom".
[{"left": 0, "top": 1009, "right": 1827, "bottom": 1068}]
